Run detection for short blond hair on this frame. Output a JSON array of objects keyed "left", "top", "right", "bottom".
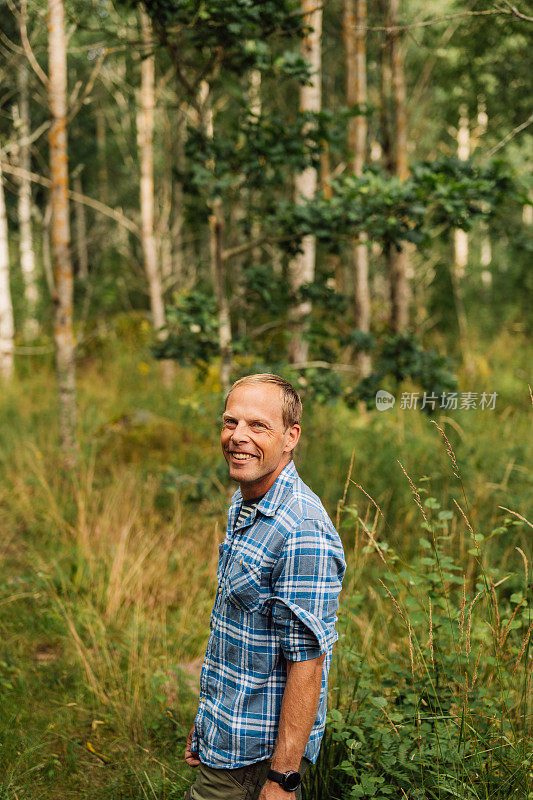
[{"left": 225, "top": 373, "right": 302, "bottom": 430}]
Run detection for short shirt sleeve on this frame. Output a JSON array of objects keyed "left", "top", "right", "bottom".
[{"left": 270, "top": 518, "right": 345, "bottom": 661}]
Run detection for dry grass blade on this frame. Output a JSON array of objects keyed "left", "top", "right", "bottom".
[
  {"left": 431, "top": 419, "right": 460, "bottom": 479},
  {"left": 466, "top": 591, "right": 483, "bottom": 656},
  {"left": 515, "top": 547, "right": 529, "bottom": 591},
  {"left": 469, "top": 641, "right": 484, "bottom": 690},
  {"left": 452, "top": 498, "right": 477, "bottom": 541},
  {"left": 336, "top": 448, "right": 355, "bottom": 529},
  {"left": 358, "top": 515, "right": 388, "bottom": 564},
  {"left": 378, "top": 578, "right": 408, "bottom": 625},
  {"left": 499, "top": 598, "right": 526, "bottom": 651},
  {"left": 498, "top": 506, "right": 533, "bottom": 530},
  {"left": 514, "top": 619, "right": 533, "bottom": 674},
  {"left": 397, "top": 460, "right": 429, "bottom": 526},
  {"left": 349, "top": 480, "right": 386, "bottom": 520}
]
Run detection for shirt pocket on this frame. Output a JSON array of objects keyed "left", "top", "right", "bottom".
[{"left": 225, "top": 552, "right": 262, "bottom": 613}]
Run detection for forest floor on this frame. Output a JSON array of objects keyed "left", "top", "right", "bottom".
[{"left": 0, "top": 324, "right": 531, "bottom": 799}]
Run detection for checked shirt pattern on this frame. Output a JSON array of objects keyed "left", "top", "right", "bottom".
[{"left": 191, "top": 460, "right": 346, "bottom": 768}]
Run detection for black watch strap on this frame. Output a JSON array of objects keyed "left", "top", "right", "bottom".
[{"left": 267, "top": 768, "right": 302, "bottom": 792}]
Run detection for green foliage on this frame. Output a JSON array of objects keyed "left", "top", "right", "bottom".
[
  {"left": 139, "top": 0, "right": 304, "bottom": 75},
  {"left": 308, "top": 488, "right": 533, "bottom": 800},
  {"left": 352, "top": 333, "right": 458, "bottom": 412},
  {"left": 278, "top": 158, "right": 521, "bottom": 254},
  {"left": 153, "top": 289, "right": 219, "bottom": 370}
]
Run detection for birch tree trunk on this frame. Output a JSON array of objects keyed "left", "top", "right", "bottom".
[
  {"left": 17, "top": 61, "right": 39, "bottom": 338},
  {"left": 0, "top": 165, "right": 15, "bottom": 380},
  {"left": 288, "top": 0, "right": 322, "bottom": 364},
  {"left": 48, "top": 0, "right": 77, "bottom": 463},
  {"left": 450, "top": 104, "right": 471, "bottom": 368},
  {"left": 344, "top": 0, "right": 371, "bottom": 375},
  {"left": 200, "top": 81, "right": 232, "bottom": 394},
  {"left": 172, "top": 115, "right": 185, "bottom": 285},
  {"left": 454, "top": 105, "right": 469, "bottom": 278},
  {"left": 388, "top": 0, "right": 410, "bottom": 333},
  {"left": 137, "top": 8, "right": 166, "bottom": 334},
  {"left": 210, "top": 198, "right": 232, "bottom": 394}
]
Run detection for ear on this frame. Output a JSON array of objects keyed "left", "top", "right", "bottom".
[{"left": 284, "top": 424, "right": 301, "bottom": 454}]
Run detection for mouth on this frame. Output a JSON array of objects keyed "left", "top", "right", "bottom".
[{"left": 227, "top": 451, "right": 258, "bottom": 462}]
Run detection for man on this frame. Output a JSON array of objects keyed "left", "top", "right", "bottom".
[{"left": 184, "top": 374, "right": 345, "bottom": 800}]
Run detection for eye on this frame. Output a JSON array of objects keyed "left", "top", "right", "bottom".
[
  {"left": 253, "top": 421, "right": 266, "bottom": 429},
  {"left": 223, "top": 418, "right": 237, "bottom": 428}
]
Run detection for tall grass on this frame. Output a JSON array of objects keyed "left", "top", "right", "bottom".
[
  {"left": 0, "top": 334, "right": 531, "bottom": 797},
  {"left": 307, "top": 415, "right": 532, "bottom": 800}
]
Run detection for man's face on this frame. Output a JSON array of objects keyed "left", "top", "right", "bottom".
[{"left": 221, "top": 384, "right": 300, "bottom": 499}]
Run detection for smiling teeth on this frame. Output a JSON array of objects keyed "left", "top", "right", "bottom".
[{"left": 232, "top": 453, "right": 254, "bottom": 460}]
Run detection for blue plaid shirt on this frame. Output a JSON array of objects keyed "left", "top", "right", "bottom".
[{"left": 191, "top": 460, "right": 346, "bottom": 768}]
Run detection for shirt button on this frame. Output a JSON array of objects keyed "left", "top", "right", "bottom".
[
  {"left": 217, "top": 587, "right": 222, "bottom": 594},
  {"left": 239, "top": 558, "right": 243, "bottom": 565},
  {"left": 205, "top": 658, "right": 209, "bottom": 666}
]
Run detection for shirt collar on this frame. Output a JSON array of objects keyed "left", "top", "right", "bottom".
[{"left": 230, "top": 460, "right": 298, "bottom": 518}]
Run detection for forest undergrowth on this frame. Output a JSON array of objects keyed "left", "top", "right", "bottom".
[{"left": 0, "top": 331, "right": 531, "bottom": 799}]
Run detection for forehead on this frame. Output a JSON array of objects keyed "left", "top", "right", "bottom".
[{"left": 224, "top": 384, "right": 284, "bottom": 423}]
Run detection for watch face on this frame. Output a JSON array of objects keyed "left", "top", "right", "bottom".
[{"left": 283, "top": 771, "right": 301, "bottom": 791}]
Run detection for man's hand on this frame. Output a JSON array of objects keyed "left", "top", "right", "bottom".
[
  {"left": 257, "top": 780, "right": 292, "bottom": 800},
  {"left": 184, "top": 726, "right": 201, "bottom": 767}
]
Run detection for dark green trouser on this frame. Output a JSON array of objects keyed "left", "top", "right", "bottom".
[{"left": 184, "top": 757, "right": 310, "bottom": 800}]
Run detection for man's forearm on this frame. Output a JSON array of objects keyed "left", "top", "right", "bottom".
[{"left": 270, "top": 654, "right": 325, "bottom": 773}]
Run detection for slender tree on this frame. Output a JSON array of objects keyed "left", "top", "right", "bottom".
[
  {"left": 388, "top": 0, "right": 409, "bottom": 332},
  {"left": 136, "top": 8, "right": 175, "bottom": 384},
  {"left": 16, "top": 61, "right": 39, "bottom": 338},
  {"left": 137, "top": 8, "right": 166, "bottom": 335},
  {"left": 344, "top": 0, "right": 371, "bottom": 375},
  {"left": 200, "top": 81, "right": 232, "bottom": 394},
  {"left": 288, "top": 0, "right": 322, "bottom": 364},
  {"left": 454, "top": 104, "right": 470, "bottom": 277},
  {"left": 48, "top": 0, "right": 77, "bottom": 464},
  {"left": 0, "top": 165, "right": 15, "bottom": 380}
]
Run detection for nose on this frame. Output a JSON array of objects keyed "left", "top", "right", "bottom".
[{"left": 230, "top": 421, "right": 250, "bottom": 443}]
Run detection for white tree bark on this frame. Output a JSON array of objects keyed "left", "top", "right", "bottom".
[
  {"left": 137, "top": 9, "right": 173, "bottom": 386},
  {"left": 388, "top": 0, "right": 410, "bottom": 333},
  {"left": 199, "top": 81, "right": 232, "bottom": 393},
  {"left": 344, "top": 0, "right": 371, "bottom": 375},
  {"left": 288, "top": 0, "right": 322, "bottom": 364},
  {"left": 454, "top": 104, "right": 470, "bottom": 278},
  {"left": 0, "top": 165, "right": 15, "bottom": 379},
  {"left": 16, "top": 61, "right": 39, "bottom": 338},
  {"left": 137, "top": 8, "right": 166, "bottom": 333},
  {"left": 48, "top": 0, "right": 77, "bottom": 462}
]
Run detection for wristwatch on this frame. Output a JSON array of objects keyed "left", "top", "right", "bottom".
[{"left": 267, "top": 768, "right": 302, "bottom": 792}]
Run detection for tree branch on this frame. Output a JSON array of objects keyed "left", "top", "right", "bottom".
[
  {"left": 487, "top": 112, "right": 533, "bottom": 156},
  {"left": 67, "top": 48, "right": 108, "bottom": 122},
  {"left": 0, "top": 161, "right": 140, "bottom": 237},
  {"left": 500, "top": 1, "right": 533, "bottom": 23},
  {"left": 351, "top": 8, "right": 516, "bottom": 33},
  {"left": 18, "top": 0, "right": 48, "bottom": 86},
  {"left": 0, "top": 120, "right": 50, "bottom": 157},
  {"left": 222, "top": 234, "right": 296, "bottom": 261},
  {"left": 290, "top": 361, "right": 360, "bottom": 372}
]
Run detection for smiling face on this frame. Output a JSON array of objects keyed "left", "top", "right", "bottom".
[{"left": 221, "top": 383, "right": 301, "bottom": 500}]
